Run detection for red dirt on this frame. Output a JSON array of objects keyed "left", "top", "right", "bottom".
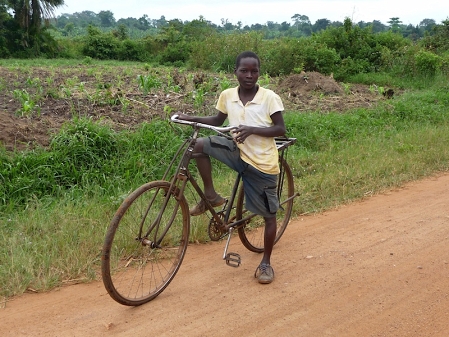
[{"left": 2, "top": 173, "right": 448, "bottom": 336}]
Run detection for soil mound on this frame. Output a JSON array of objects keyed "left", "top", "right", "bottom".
[{"left": 277, "top": 71, "right": 343, "bottom": 96}]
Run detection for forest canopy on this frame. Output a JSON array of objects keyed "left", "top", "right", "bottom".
[{"left": 1, "top": 1, "right": 448, "bottom": 81}]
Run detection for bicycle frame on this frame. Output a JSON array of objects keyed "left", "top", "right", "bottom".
[
  {"left": 165, "top": 116, "right": 252, "bottom": 232},
  {"left": 101, "top": 115, "right": 298, "bottom": 305},
  {"left": 168, "top": 115, "right": 297, "bottom": 265}
]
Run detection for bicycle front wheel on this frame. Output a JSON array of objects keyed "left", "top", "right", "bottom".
[
  {"left": 237, "top": 158, "right": 295, "bottom": 253},
  {"left": 101, "top": 180, "right": 190, "bottom": 306}
]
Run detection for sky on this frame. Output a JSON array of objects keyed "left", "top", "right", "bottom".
[{"left": 54, "top": 0, "right": 448, "bottom": 27}]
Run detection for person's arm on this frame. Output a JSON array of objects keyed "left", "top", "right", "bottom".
[
  {"left": 232, "top": 111, "right": 285, "bottom": 144},
  {"left": 177, "top": 111, "right": 227, "bottom": 127}
]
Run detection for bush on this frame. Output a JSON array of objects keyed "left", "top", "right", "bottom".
[
  {"left": 414, "top": 50, "right": 442, "bottom": 76},
  {"left": 261, "top": 38, "right": 303, "bottom": 76},
  {"left": 440, "top": 53, "right": 449, "bottom": 75},
  {"left": 117, "top": 39, "right": 147, "bottom": 61},
  {"left": 303, "top": 43, "right": 340, "bottom": 75},
  {"left": 81, "top": 25, "right": 120, "bottom": 60},
  {"left": 158, "top": 41, "right": 191, "bottom": 65},
  {"left": 189, "top": 31, "right": 263, "bottom": 71}
]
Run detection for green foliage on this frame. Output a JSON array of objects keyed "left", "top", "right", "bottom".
[
  {"left": 117, "top": 39, "right": 147, "bottom": 61},
  {"left": 137, "top": 73, "right": 162, "bottom": 94},
  {"left": 421, "top": 20, "right": 449, "bottom": 54},
  {"left": 81, "top": 25, "right": 121, "bottom": 60},
  {"left": 0, "top": 117, "right": 185, "bottom": 211},
  {"left": 12, "top": 89, "right": 40, "bottom": 116},
  {"left": 286, "top": 87, "right": 449, "bottom": 153},
  {"left": 312, "top": 47, "right": 340, "bottom": 74},
  {"left": 414, "top": 50, "right": 442, "bottom": 76},
  {"left": 261, "top": 38, "right": 304, "bottom": 76},
  {"left": 158, "top": 41, "right": 191, "bottom": 65},
  {"left": 189, "top": 31, "right": 264, "bottom": 72},
  {"left": 2, "top": 76, "right": 449, "bottom": 298}
]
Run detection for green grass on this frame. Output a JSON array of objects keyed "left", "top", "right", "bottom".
[{"left": 1, "top": 73, "right": 449, "bottom": 300}]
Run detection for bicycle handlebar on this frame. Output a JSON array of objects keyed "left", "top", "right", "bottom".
[
  {"left": 171, "top": 114, "right": 297, "bottom": 149},
  {"left": 170, "top": 114, "right": 237, "bottom": 135}
]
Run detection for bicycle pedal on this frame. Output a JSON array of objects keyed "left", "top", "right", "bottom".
[{"left": 225, "top": 252, "right": 241, "bottom": 267}]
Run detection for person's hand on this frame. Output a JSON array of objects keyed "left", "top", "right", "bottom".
[
  {"left": 232, "top": 125, "right": 253, "bottom": 144},
  {"left": 174, "top": 112, "right": 188, "bottom": 121}
]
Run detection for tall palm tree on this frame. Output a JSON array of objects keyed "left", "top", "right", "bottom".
[
  {"left": 10, "top": 0, "right": 64, "bottom": 32},
  {"left": 8, "top": 0, "right": 64, "bottom": 49}
]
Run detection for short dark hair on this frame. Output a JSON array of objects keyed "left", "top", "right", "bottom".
[{"left": 235, "top": 51, "right": 260, "bottom": 69}]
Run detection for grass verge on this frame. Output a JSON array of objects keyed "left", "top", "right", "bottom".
[{"left": 1, "top": 78, "right": 448, "bottom": 299}]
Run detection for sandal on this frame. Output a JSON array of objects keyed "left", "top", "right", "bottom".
[{"left": 189, "top": 194, "right": 225, "bottom": 216}]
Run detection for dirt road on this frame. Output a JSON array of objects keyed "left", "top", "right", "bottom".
[{"left": 2, "top": 173, "right": 449, "bottom": 336}]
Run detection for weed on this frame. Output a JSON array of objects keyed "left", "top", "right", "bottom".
[
  {"left": 192, "top": 87, "right": 207, "bottom": 110},
  {"left": 258, "top": 73, "right": 271, "bottom": 87},
  {"left": 137, "top": 74, "right": 162, "bottom": 94},
  {"left": 341, "top": 82, "right": 352, "bottom": 95},
  {"left": 163, "top": 104, "right": 174, "bottom": 117},
  {"left": 65, "top": 76, "right": 79, "bottom": 88},
  {"left": 45, "top": 77, "right": 54, "bottom": 86},
  {"left": 12, "top": 89, "right": 40, "bottom": 117},
  {"left": 25, "top": 77, "right": 41, "bottom": 87},
  {"left": 60, "top": 85, "right": 72, "bottom": 98},
  {"left": 218, "top": 72, "right": 233, "bottom": 91},
  {"left": 82, "top": 56, "right": 93, "bottom": 65},
  {"left": 120, "top": 97, "right": 130, "bottom": 113}
]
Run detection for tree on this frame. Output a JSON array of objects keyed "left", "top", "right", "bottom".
[
  {"left": 419, "top": 18, "right": 436, "bottom": 35},
  {"left": 98, "top": 10, "right": 115, "bottom": 27},
  {"left": 421, "top": 19, "right": 449, "bottom": 53},
  {"left": 136, "top": 14, "right": 150, "bottom": 30},
  {"left": 5, "top": 0, "right": 64, "bottom": 55},
  {"left": 10, "top": 0, "right": 64, "bottom": 33},
  {"left": 220, "top": 18, "right": 234, "bottom": 31},
  {"left": 183, "top": 17, "right": 214, "bottom": 41},
  {"left": 291, "top": 14, "right": 312, "bottom": 36},
  {"left": 0, "top": 0, "right": 13, "bottom": 57},
  {"left": 371, "top": 20, "right": 387, "bottom": 33},
  {"left": 154, "top": 15, "right": 167, "bottom": 29},
  {"left": 251, "top": 23, "right": 263, "bottom": 31},
  {"left": 279, "top": 21, "right": 290, "bottom": 32},
  {"left": 313, "top": 18, "right": 331, "bottom": 32},
  {"left": 388, "top": 17, "right": 402, "bottom": 33}
]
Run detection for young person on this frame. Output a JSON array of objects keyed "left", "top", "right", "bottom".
[{"left": 177, "top": 51, "right": 286, "bottom": 284}]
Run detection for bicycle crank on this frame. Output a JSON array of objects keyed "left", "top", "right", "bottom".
[{"left": 208, "top": 214, "right": 227, "bottom": 241}]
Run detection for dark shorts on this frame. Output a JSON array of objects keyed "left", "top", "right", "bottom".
[{"left": 203, "top": 136, "right": 279, "bottom": 218}]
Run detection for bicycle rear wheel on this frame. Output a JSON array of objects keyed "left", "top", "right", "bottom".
[
  {"left": 102, "top": 180, "right": 190, "bottom": 306},
  {"left": 237, "top": 158, "right": 294, "bottom": 253}
]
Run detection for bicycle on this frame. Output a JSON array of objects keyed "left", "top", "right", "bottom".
[{"left": 101, "top": 114, "right": 298, "bottom": 306}]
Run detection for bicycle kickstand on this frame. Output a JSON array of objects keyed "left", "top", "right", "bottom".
[{"left": 222, "top": 227, "right": 241, "bottom": 267}]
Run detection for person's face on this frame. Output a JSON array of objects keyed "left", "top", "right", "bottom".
[{"left": 235, "top": 57, "right": 260, "bottom": 90}]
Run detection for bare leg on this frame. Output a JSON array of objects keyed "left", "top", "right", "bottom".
[
  {"left": 193, "top": 138, "right": 219, "bottom": 200},
  {"left": 261, "top": 216, "right": 277, "bottom": 265}
]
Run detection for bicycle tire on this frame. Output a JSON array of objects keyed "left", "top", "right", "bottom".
[
  {"left": 101, "top": 180, "right": 190, "bottom": 306},
  {"left": 237, "top": 158, "right": 294, "bottom": 253}
]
